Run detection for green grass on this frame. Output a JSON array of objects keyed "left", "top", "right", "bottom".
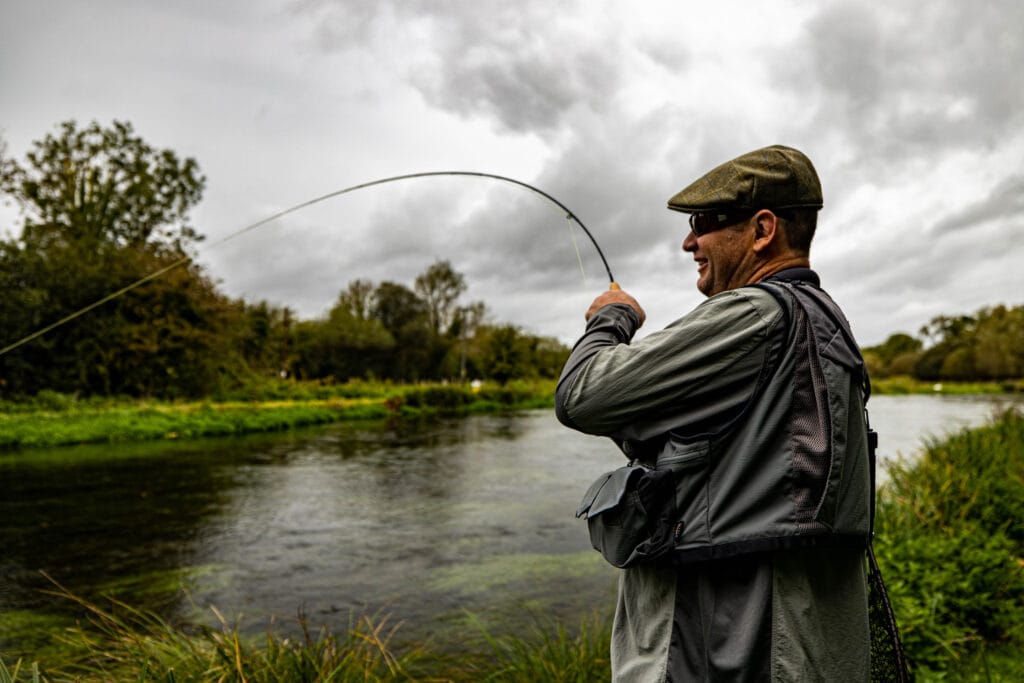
[
  {"left": 0, "top": 380, "right": 557, "bottom": 449},
  {"left": 1, "top": 576, "right": 612, "bottom": 682},
  {"left": 871, "top": 375, "right": 1024, "bottom": 395},
  {"left": 874, "top": 408, "right": 1024, "bottom": 679}
]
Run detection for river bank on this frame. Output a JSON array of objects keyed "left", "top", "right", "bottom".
[
  {"left": 0, "top": 380, "right": 556, "bottom": 449},
  {"left": 3, "top": 377, "right": 1021, "bottom": 450}
]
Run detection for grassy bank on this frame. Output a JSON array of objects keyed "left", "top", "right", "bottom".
[
  {"left": 871, "top": 375, "right": 1024, "bottom": 395},
  {"left": 0, "top": 380, "right": 557, "bottom": 449}
]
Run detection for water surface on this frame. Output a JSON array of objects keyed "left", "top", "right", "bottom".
[{"left": 2, "top": 395, "right": 1019, "bottom": 651}]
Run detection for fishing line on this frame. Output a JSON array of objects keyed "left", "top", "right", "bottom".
[{"left": 0, "top": 171, "right": 616, "bottom": 357}]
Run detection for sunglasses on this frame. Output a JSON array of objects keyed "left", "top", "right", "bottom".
[{"left": 688, "top": 210, "right": 756, "bottom": 237}]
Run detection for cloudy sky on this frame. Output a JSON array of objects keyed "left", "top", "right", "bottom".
[{"left": 2, "top": 0, "right": 1023, "bottom": 346}]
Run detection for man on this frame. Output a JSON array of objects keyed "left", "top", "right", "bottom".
[{"left": 556, "top": 145, "right": 873, "bottom": 681}]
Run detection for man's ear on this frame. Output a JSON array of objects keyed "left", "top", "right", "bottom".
[{"left": 752, "top": 210, "right": 781, "bottom": 254}]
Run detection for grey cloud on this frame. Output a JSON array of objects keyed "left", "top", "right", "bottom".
[
  {"left": 293, "top": 0, "right": 628, "bottom": 136},
  {"left": 291, "top": 0, "right": 386, "bottom": 50},
  {"left": 931, "top": 175, "right": 1024, "bottom": 235},
  {"left": 784, "top": 1, "right": 1024, "bottom": 166}
]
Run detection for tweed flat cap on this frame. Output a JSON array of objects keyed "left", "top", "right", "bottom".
[{"left": 667, "top": 145, "right": 823, "bottom": 214}]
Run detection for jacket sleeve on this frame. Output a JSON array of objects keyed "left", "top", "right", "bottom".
[{"left": 555, "top": 289, "right": 785, "bottom": 443}]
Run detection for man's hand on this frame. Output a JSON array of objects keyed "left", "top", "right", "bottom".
[{"left": 585, "top": 285, "right": 646, "bottom": 326}]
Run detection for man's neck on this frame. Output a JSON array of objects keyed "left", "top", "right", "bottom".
[{"left": 747, "top": 256, "right": 810, "bottom": 285}]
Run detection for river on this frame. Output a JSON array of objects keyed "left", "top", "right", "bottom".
[{"left": 1, "top": 394, "right": 1020, "bottom": 652}]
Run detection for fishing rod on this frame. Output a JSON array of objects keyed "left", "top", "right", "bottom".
[{"left": 0, "top": 171, "right": 617, "bottom": 357}]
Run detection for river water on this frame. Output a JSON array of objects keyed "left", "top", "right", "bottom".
[{"left": 1, "top": 394, "right": 1020, "bottom": 651}]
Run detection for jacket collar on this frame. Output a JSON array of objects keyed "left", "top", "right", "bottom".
[{"left": 763, "top": 267, "right": 820, "bottom": 287}]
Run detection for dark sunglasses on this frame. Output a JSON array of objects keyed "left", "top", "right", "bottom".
[{"left": 688, "top": 210, "right": 756, "bottom": 237}]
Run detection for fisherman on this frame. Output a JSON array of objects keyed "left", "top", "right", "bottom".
[{"left": 556, "top": 145, "right": 874, "bottom": 681}]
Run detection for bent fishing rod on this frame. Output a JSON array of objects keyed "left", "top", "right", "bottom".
[{"left": 0, "top": 171, "right": 618, "bottom": 357}]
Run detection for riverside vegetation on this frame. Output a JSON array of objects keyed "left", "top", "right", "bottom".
[
  {"left": 1, "top": 377, "right": 1019, "bottom": 450},
  {"left": 0, "top": 380, "right": 556, "bottom": 449},
  {"left": 2, "top": 409, "right": 1022, "bottom": 681}
]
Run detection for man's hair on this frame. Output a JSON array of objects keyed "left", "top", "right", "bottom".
[{"left": 776, "top": 209, "right": 818, "bottom": 254}]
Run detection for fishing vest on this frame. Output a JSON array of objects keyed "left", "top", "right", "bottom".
[{"left": 659, "top": 275, "right": 874, "bottom": 564}]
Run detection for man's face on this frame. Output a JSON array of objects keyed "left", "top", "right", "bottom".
[{"left": 681, "top": 216, "right": 756, "bottom": 297}]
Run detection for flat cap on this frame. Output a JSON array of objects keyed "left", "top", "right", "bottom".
[{"left": 667, "top": 145, "right": 823, "bottom": 214}]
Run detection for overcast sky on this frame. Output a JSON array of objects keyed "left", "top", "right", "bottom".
[{"left": 2, "top": 0, "right": 1023, "bottom": 346}]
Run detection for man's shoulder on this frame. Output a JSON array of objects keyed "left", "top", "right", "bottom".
[{"left": 695, "top": 286, "right": 787, "bottom": 325}]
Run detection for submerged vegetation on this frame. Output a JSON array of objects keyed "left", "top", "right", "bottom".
[{"left": 3, "top": 411, "right": 1023, "bottom": 680}]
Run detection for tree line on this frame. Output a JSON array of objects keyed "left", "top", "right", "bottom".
[
  {"left": 863, "top": 307, "right": 1024, "bottom": 383},
  {"left": 0, "top": 120, "right": 568, "bottom": 399}
]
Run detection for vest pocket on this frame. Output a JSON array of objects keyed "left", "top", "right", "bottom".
[{"left": 659, "top": 440, "right": 711, "bottom": 548}]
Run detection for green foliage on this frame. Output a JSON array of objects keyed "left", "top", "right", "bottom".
[
  {"left": 874, "top": 409, "right": 1024, "bottom": 675},
  {"left": 479, "top": 324, "right": 527, "bottom": 385},
  {"left": 0, "top": 120, "right": 242, "bottom": 399},
  {"left": 864, "top": 305, "right": 1024, "bottom": 384},
  {"left": 0, "top": 120, "right": 204, "bottom": 250},
  {"left": 0, "top": 657, "right": 41, "bottom": 683},
  {"left": 0, "top": 380, "right": 556, "bottom": 449},
  {"left": 10, "top": 576, "right": 614, "bottom": 682},
  {"left": 870, "top": 376, "right": 1016, "bottom": 395},
  {"left": 31, "top": 578, "right": 433, "bottom": 683},
  {"left": 414, "top": 259, "right": 467, "bottom": 336},
  {"left": 461, "top": 612, "right": 612, "bottom": 682}
]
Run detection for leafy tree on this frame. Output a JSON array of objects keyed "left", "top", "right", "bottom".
[
  {"left": 1, "top": 120, "right": 204, "bottom": 252},
  {"left": 0, "top": 120, "right": 233, "bottom": 398},
  {"left": 973, "top": 306, "right": 1024, "bottom": 379},
  {"left": 863, "top": 333, "right": 924, "bottom": 378},
  {"left": 291, "top": 288, "right": 395, "bottom": 382},
  {"left": 370, "top": 281, "right": 432, "bottom": 381},
  {"left": 452, "top": 301, "right": 488, "bottom": 380},
  {"left": 479, "top": 324, "right": 528, "bottom": 385},
  {"left": 335, "top": 279, "right": 376, "bottom": 321},
  {"left": 237, "top": 301, "right": 293, "bottom": 379},
  {"left": 414, "top": 259, "right": 466, "bottom": 336}
]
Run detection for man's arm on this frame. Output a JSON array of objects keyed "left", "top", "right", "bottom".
[{"left": 556, "top": 289, "right": 786, "bottom": 443}]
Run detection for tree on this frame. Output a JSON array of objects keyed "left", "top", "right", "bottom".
[
  {"left": 414, "top": 260, "right": 467, "bottom": 336},
  {"left": 0, "top": 120, "right": 232, "bottom": 398},
  {"left": 336, "top": 279, "right": 376, "bottom": 321},
  {"left": 479, "top": 324, "right": 528, "bottom": 385},
  {"left": 370, "top": 281, "right": 432, "bottom": 381},
  {"left": 1, "top": 120, "right": 204, "bottom": 253},
  {"left": 862, "top": 333, "right": 923, "bottom": 378}
]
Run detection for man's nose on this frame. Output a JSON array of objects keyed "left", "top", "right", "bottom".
[{"left": 682, "top": 230, "right": 697, "bottom": 252}]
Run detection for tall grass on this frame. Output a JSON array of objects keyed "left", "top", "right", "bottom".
[
  {"left": 16, "top": 576, "right": 440, "bottom": 682},
  {"left": 874, "top": 408, "right": 1024, "bottom": 679},
  {"left": 459, "top": 612, "right": 611, "bottom": 683},
  {"left": 2, "top": 579, "right": 612, "bottom": 682}
]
